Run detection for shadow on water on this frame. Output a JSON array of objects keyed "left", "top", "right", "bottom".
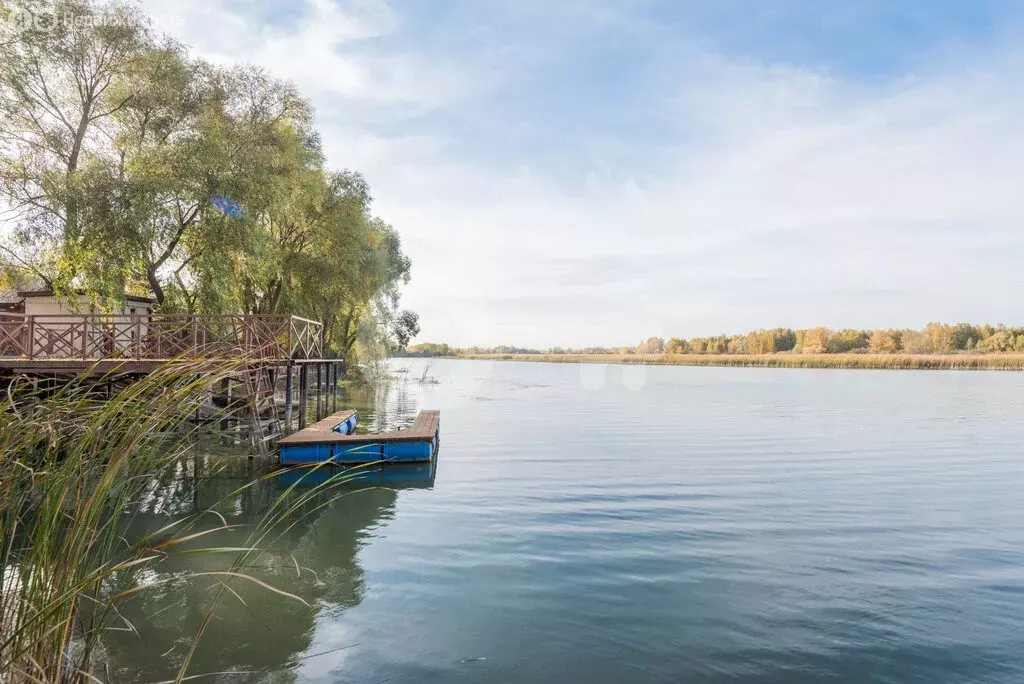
[
  {"left": 104, "top": 374, "right": 432, "bottom": 683},
  {"left": 105, "top": 451, "right": 435, "bottom": 683}
]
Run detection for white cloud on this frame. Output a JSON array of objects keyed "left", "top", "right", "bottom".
[
  {"left": 147, "top": 0, "right": 1024, "bottom": 346},
  {"left": 141, "top": 0, "right": 467, "bottom": 108}
]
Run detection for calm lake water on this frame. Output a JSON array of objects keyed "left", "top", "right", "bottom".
[{"left": 109, "top": 359, "right": 1024, "bottom": 683}]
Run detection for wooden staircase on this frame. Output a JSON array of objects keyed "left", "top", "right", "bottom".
[{"left": 237, "top": 366, "right": 279, "bottom": 457}]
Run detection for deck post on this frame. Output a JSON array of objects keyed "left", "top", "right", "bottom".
[
  {"left": 325, "top": 362, "right": 332, "bottom": 414},
  {"left": 314, "top": 363, "right": 319, "bottom": 420},
  {"left": 327, "top": 362, "right": 333, "bottom": 412},
  {"left": 325, "top": 362, "right": 331, "bottom": 415},
  {"left": 219, "top": 376, "right": 231, "bottom": 433},
  {"left": 284, "top": 364, "right": 293, "bottom": 435},
  {"left": 322, "top": 362, "right": 328, "bottom": 417},
  {"left": 26, "top": 316, "right": 34, "bottom": 360},
  {"left": 331, "top": 362, "right": 338, "bottom": 412},
  {"left": 315, "top": 363, "right": 322, "bottom": 422},
  {"left": 298, "top": 363, "right": 308, "bottom": 429}
]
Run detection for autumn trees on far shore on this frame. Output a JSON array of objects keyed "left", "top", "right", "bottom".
[
  {"left": 407, "top": 323, "right": 1024, "bottom": 358},
  {"left": 660, "top": 323, "right": 1024, "bottom": 356},
  {"left": 644, "top": 323, "right": 1024, "bottom": 356}
]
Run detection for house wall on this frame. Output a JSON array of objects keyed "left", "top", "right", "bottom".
[
  {"left": 23, "top": 296, "right": 153, "bottom": 317},
  {"left": 24, "top": 296, "right": 154, "bottom": 358}
]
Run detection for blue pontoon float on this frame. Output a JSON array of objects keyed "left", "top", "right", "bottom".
[
  {"left": 274, "top": 460, "right": 437, "bottom": 487},
  {"left": 279, "top": 409, "right": 440, "bottom": 465}
]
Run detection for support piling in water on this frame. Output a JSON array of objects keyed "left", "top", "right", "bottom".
[
  {"left": 284, "top": 364, "right": 293, "bottom": 436},
  {"left": 315, "top": 363, "right": 322, "bottom": 422},
  {"left": 299, "top": 364, "right": 308, "bottom": 429},
  {"left": 331, "top": 362, "right": 338, "bottom": 412},
  {"left": 219, "top": 376, "right": 232, "bottom": 433},
  {"left": 324, "top": 362, "right": 330, "bottom": 416},
  {"left": 0, "top": 312, "right": 355, "bottom": 458},
  {"left": 324, "top": 362, "right": 331, "bottom": 415}
]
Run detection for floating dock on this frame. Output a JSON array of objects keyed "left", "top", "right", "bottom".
[
  {"left": 274, "top": 461, "right": 437, "bottom": 487},
  {"left": 279, "top": 409, "right": 440, "bottom": 465}
]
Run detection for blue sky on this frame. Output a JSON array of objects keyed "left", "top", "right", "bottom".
[{"left": 146, "top": 0, "right": 1024, "bottom": 346}]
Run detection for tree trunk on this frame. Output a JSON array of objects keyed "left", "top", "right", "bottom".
[{"left": 147, "top": 266, "right": 165, "bottom": 306}]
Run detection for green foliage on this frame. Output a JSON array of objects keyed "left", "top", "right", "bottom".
[
  {"left": 0, "top": 0, "right": 151, "bottom": 301},
  {"left": 977, "top": 328, "right": 1024, "bottom": 353},
  {"left": 826, "top": 329, "right": 869, "bottom": 353},
  {"left": 404, "top": 342, "right": 453, "bottom": 357},
  {"left": 0, "top": 362, "right": 383, "bottom": 682},
  {"left": 391, "top": 310, "right": 421, "bottom": 352},
  {"left": 685, "top": 335, "right": 731, "bottom": 354},
  {"left": 0, "top": 0, "right": 417, "bottom": 359},
  {"left": 746, "top": 328, "right": 797, "bottom": 354}
]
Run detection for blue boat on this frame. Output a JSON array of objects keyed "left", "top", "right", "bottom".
[{"left": 279, "top": 409, "right": 440, "bottom": 465}]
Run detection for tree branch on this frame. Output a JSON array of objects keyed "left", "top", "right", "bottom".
[{"left": 0, "top": 244, "right": 55, "bottom": 290}]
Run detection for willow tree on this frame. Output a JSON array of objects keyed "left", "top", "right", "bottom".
[
  {"left": 119, "top": 63, "right": 319, "bottom": 311},
  {"left": 275, "top": 171, "right": 413, "bottom": 357},
  {"left": 104, "top": 42, "right": 223, "bottom": 306},
  {"left": 0, "top": 0, "right": 418, "bottom": 360},
  {"left": 0, "top": 0, "right": 149, "bottom": 300}
]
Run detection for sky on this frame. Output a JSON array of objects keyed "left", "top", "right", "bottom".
[{"left": 140, "top": 0, "right": 1024, "bottom": 347}]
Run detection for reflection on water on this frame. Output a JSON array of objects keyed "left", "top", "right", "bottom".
[
  {"left": 348, "top": 378, "right": 420, "bottom": 434},
  {"left": 106, "top": 376, "right": 432, "bottom": 683},
  {"left": 107, "top": 361, "right": 1024, "bottom": 684}
]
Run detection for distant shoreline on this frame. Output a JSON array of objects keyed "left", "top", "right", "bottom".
[{"left": 410, "top": 353, "right": 1024, "bottom": 370}]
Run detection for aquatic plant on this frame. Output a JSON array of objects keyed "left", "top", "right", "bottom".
[
  {"left": 417, "top": 361, "right": 440, "bottom": 384},
  {"left": 0, "top": 361, "right": 366, "bottom": 683}
]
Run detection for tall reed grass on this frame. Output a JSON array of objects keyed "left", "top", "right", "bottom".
[{"left": 0, "top": 361, "right": 366, "bottom": 683}]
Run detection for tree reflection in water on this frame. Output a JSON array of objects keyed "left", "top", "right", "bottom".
[{"left": 105, "top": 448, "right": 435, "bottom": 683}]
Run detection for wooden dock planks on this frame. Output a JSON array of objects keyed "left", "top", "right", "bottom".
[
  {"left": 280, "top": 410, "right": 438, "bottom": 445},
  {"left": 279, "top": 409, "right": 440, "bottom": 464},
  {"left": 280, "top": 410, "right": 357, "bottom": 442}
]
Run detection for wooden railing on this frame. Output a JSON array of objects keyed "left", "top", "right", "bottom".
[{"left": 0, "top": 314, "right": 324, "bottom": 361}]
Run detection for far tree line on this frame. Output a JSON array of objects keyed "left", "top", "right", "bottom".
[
  {"left": 0, "top": 0, "right": 419, "bottom": 360},
  {"left": 404, "top": 323, "right": 1024, "bottom": 357}
]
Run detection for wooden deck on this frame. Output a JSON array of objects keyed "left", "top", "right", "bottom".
[
  {"left": 280, "top": 410, "right": 440, "bottom": 445},
  {"left": 0, "top": 313, "right": 325, "bottom": 373},
  {"left": 279, "top": 410, "right": 358, "bottom": 442},
  {"left": 0, "top": 312, "right": 349, "bottom": 459},
  {"left": 279, "top": 409, "right": 441, "bottom": 464}
]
